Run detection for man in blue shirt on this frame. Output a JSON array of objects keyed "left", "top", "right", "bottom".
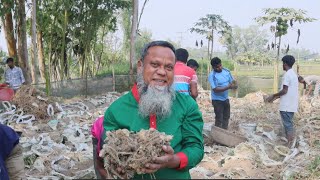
[
  {"left": 0, "top": 124, "right": 25, "bottom": 180},
  {"left": 4, "top": 57, "right": 25, "bottom": 92},
  {"left": 208, "top": 57, "right": 237, "bottom": 129}
]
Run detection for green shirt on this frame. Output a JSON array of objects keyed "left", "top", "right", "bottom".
[{"left": 102, "top": 91, "right": 204, "bottom": 179}]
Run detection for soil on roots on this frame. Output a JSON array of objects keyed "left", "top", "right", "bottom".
[{"left": 99, "top": 129, "right": 173, "bottom": 179}]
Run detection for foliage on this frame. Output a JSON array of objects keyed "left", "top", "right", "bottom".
[
  {"left": 255, "top": 8, "right": 316, "bottom": 48},
  {"left": 35, "top": 0, "right": 130, "bottom": 79},
  {"left": 190, "top": 14, "right": 231, "bottom": 59},
  {"left": 255, "top": 8, "right": 316, "bottom": 92},
  {"left": 287, "top": 48, "right": 319, "bottom": 61},
  {"left": 236, "top": 76, "right": 256, "bottom": 98},
  {"left": 96, "top": 61, "right": 132, "bottom": 76},
  {"left": 121, "top": 7, "right": 132, "bottom": 53},
  {"left": 221, "top": 25, "right": 269, "bottom": 59},
  {"left": 190, "top": 14, "right": 231, "bottom": 39},
  {"left": 0, "top": 0, "right": 14, "bottom": 18},
  {"left": 236, "top": 51, "right": 273, "bottom": 65}
]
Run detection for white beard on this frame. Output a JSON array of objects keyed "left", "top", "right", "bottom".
[{"left": 136, "top": 71, "right": 175, "bottom": 118}]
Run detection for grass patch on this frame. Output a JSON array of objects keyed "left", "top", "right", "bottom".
[
  {"left": 308, "top": 156, "right": 320, "bottom": 177},
  {"left": 96, "top": 61, "right": 133, "bottom": 77}
]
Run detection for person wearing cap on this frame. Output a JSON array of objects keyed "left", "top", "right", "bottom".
[{"left": 4, "top": 57, "right": 25, "bottom": 92}]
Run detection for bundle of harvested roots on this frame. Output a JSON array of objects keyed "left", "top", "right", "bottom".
[{"left": 99, "top": 128, "right": 173, "bottom": 179}]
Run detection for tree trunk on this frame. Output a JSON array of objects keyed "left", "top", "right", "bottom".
[
  {"left": 31, "top": 0, "right": 39, "bottom": 84},
  {"left": 95, "top": 26, "right": 106, "bottom": 76},
  {"left": 61, "top": 9, "right": 68, "bottom": 79},
  {"left": 30, "top": 46, "right": 36, "bottom": 84},
  {"left": 17, "top": 0, "right": 31, "bottom": 84},
  {"left": 207, "top": 38, "right": 210, "bottom": 61},
  {"left": 129, "top": 0, "right": 138, "bottom": 78},
  {"left": 2, "top": 2, "right": 18, "bottom": 61},
  {"left": 210, "top": 29, "right": 214, "bottom": 59},
  {"left": 273, "top": 36, "right": 281, "bottom": 93},
  {"left": 80, "top": 53, "right": 86, "bottom": 78},
  {"left": 37, "top": 30, "right": 46, "bottom": 82}
]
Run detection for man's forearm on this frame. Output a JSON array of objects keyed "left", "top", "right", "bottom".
[
  {"left": 213, "top": 86, "right": 229, "bottom": 93},
  {"left": 96, "top": 157, "right": 108, "bottom": 178},
  {"left": 273, "top": 89, "right": 287, "bottom": 99}
]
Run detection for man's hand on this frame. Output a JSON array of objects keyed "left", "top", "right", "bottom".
[
  {"left": 265, "top": 94, "right": 275, "bottom": 103},
  {"left": 96, "top": 157, "right": 109, "bottom": 179},
  {"left": 141, "top": 145, "right": 180, "bottom": 174},
  {"left": 228, "top": 82, "right": 238, "bottom": 90}
]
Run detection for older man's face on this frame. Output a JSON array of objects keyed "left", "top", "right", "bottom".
[{"left": 138, "top": 46, "right": 175, "bottom": 87}]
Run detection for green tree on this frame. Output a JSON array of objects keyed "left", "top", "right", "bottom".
[
  {"left": 221, "top": 25, "right": 271, "bottom": 66},
  {"left": 0, "top": 0, "right": 17, "bottom": 61},
  {"left": 255, "top": 8, "right": 316, "bottom": 92},
  {"left": 190, "top": 14, "right": 231, "bottom": 60},
  {"left": 222, "top": 26, "right": 269, "bottom": 56}
]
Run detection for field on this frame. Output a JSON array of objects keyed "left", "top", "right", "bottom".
[{"left": 197, "top": 62, "right": 320, "bottom": 96}]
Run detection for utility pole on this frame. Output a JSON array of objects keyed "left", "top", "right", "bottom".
[{"left": 176, "top": 32, "right": 185, "bottom": 47}]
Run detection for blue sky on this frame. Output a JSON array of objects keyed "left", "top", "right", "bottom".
[
  {"left": 138, "top": 0, "right": 320, "bottom": 52},
  {"left": 1, "top": 0, "right": 319, "bottom": 53}
]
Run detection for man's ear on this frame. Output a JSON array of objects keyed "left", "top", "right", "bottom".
[{"left": 137, "top": 60, "right": 143, "bottom": 71}]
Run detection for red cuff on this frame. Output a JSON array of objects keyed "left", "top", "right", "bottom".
[{"left": 176, "top": 152, "right": 188, "bottom": 170}]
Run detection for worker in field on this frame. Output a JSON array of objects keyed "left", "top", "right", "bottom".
[
  {"left": 4, "top": 57, "right": 25, "bottom": 92},
  {"left": 298, "top": 75, "right": 320, "bottom": 97},
  {"left": 173, "top": 48, "right": 198, "bottom": 100},
  {"left": 187, "top": 59, "right": 199, "bottom": 72},
  {"left": 266, "top": 55, "right": 299, "bottom": 147},
  {"left": 208, "top": 57, "right": 237, "bottom": 130},
  {"left": 0, "top": 124, "right": 25, "bottom": 180},
  {"left": 95, "top": 41, "right": 204, "bottom": 179}
]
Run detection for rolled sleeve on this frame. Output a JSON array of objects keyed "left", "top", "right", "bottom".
[{"left": 179, "top": 100, "right": 204, "bottom": 170}]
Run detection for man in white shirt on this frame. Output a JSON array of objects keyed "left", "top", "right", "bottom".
[
  {"left": 266, "top": 55, "right": 299, "bottom": 147},
  {"left": 298, "top": 75, "right": 320, "bottom": 97},
  {"left": 4, "top": 57, "right": 25, "bottom": 92}
]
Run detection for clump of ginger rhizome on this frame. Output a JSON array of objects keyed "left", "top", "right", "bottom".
[{"left": 99, "top": 128, "right": 173, "bottom": 179}]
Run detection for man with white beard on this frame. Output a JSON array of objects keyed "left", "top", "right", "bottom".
[{"left": 96, "top": 41, "right": 204, "bottom": 179}]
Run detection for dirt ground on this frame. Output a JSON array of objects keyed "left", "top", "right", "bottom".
[
  {"left": 1, "top": 88, "right": 319, "bottom": 179},
  {"left": 193, "top": 89, "right": 320, "bottom": 179}
]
